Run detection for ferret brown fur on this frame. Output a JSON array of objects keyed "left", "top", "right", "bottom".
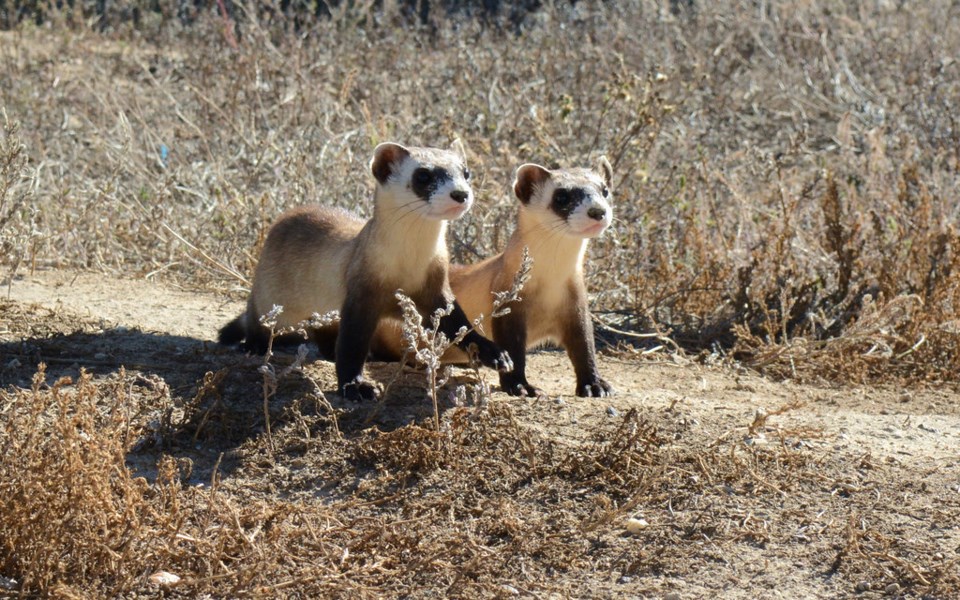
[
  {"left": 219, "top": 142, "right": 512, "bottom": 400},
  {"left": 372, "top": 159, "right": 615, "bottom": 397}
]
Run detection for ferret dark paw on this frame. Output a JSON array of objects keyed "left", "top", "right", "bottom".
[
  {"left": 239, "top": 339, "right": 269, "bottom": 355},
  {"left": 499, "top": 373, "right": 541, "bottom": 398},
  {"left": 576, "top": 378, "right": 614, "bottom": 398},
  {"left": 471, "top": 341, "right": 514, "bottom": 373},
  {"left": 339, "top": 377, "right": 380, "bottom": 402},
  {"left": 491, "top": 349, "right": 515, "bottom": 373},
  {"left": 515, "top": 383, "right": 543, "bottom": 398}
]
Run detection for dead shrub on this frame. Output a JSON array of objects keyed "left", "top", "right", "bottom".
[{"left": 0, "top": 365, "right": 159, "bottom": 594}]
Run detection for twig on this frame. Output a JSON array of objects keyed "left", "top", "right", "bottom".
[
  {"left": 161, "top": 223, "right": 250, "bottom": 286},
  {"left": 215, "top": 0, "right": 239, "bottom": 49},
  {"left": 257, "top": 306, "right": 339, "bottom": 453}
]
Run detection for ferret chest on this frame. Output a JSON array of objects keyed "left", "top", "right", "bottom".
[
  {"left": 362, "top": 218, "right": 448, "bottom": 294},
  {"left": 373, "top": 242, "right": 444, "bottom": 292},
  {"left": 523, "top": 273, "right": 578, "bottom": 345}
]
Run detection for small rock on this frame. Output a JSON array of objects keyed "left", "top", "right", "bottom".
[
  {"left": 606, "top": 406, "right": 620, "bottom": 417},
  {"left": 5, "top": 358, "right": 20, "bottom": 369},
  {"left": 855, "top": 581, "right": 872, "bottom": 592},
  {"left": 0, "top": 576, "right": 17, "bottom": 590},
  {"left": 501, "top": 584, "right": 520, "bottom": 595},
  {"left": 662, "top": 593, "right": 682, "bottom": 600},
  {"left": 624, "top": 517, "right": 649, "bottom": 534},
  {"left": 94, "top": 352, "right": 107, "bottom": 360},
  {"left": 148, "top": 571, "right": 181, "bottom": 587},
  {"left": 617, "top": 575, "right": 634, "bottom": 584},
  {"left": 554, "top": 397, "right": 565, "bottom": 406},
  {"left": 884, "top": 583, "right": 900, "bottom": 595}
]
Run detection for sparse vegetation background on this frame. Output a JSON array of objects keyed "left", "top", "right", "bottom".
[
  {"left": 2, "top": 0, "right": 960, "bottom": 383},
  {"left": 3, "top": 0, "right": 960, "bottom": 384},
  {"left": 2, "top": 1, "right": 960, "bottom": 598}
]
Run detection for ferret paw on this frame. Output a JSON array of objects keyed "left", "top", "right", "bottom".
[
  {"left": 513, "top": 383, "right": 544, "bottom": 398},
  {"left": 499, "top": 373, "right": 542, "bottom": 398},
  {"left": 339, "top": 377, "right": 380, "bottom": 402},
  {"left": 491, "top": 349, "right": 515, "bottom": 373},
  {"left": 240, "top": 338, "right": 269, "bottom": 355},
  {"left": 470, "top": 341, "right": 514, "bottom": 373},
  {"left": 576, "top": 377, "right": 614, "bottom": 398}
]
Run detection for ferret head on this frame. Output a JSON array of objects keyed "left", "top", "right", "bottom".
[
  {"left": 513, "top": 158, "right": 614, "bottom": 238},
  {"left": 370, "top": 142, "right": 474, "bottom": 221}
]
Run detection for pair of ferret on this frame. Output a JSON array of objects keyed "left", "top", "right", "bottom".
[{"left": 219, "top": 142, "right": 614, "bottom": 400}]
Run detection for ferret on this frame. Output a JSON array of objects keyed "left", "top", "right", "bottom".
[
  {"left": 372, "top": 159, "right": 615, "bottom": 398},
  {"left": 218, "top": 142, "right": 513, "bottom": 401}
]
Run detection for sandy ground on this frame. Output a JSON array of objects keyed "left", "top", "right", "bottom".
[
  {"left": 2, "top": 269, "right": 959, "bottom": 598},
  {"left": 6, "top": 269, "right": 959, "bottom": 462}
]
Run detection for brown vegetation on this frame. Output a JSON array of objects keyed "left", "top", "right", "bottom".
[
  {"left": 2, "top": 345, "right": 956, "bottom": 597},
  {"left": 1, "top": 0, "right": 959, "bottom": 384},
  {"left": 2, "top": 1, "right": 960, "bottom": 597}
]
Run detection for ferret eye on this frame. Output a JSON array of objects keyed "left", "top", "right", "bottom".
[
  {"left": 601, "top": 186, "right": 609, "bottom": 198},
  {"left": 553, "top": 190, "right": 571, "bottom": 206},
  {"left": 413, "top": 168, "right": 433, "bottom": 186},
  {"left": 463, "top": 168, "right": 471, "bottom": 181}
]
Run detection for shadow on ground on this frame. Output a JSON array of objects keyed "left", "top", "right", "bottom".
[{"left": 0, "top": 311, "right": 477, "bottom": 484}]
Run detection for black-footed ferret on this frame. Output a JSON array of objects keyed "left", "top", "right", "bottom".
[
  {"left": 372, "top": 159, "right": 615, "bottom": 398},
  {"left": 219, "top": 142, "right": 513, "bottom": 401}
]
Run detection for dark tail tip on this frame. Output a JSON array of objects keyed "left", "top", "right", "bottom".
[{"left": 218, "top": 316, "right": 246, "bottom": 345}]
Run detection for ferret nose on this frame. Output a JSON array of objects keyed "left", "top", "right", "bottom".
[
  {"left": 587, "top": 207, "right": 607, "bottom": 221},
  {"left": 450, "top": 190, "right": 468, "bottom": 203}
]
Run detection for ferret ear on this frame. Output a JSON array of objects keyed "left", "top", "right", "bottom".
[
  {"left": 371, "top": 142, "right": 411, "bottom": 184},
  {"left": 513, "top": 164, "right": 552, "bottom": 204},
  {"left": 449, "top": 137, "right": 467, "bottom": 160},
  {"left": 598, "top": 156, "right": 613, "bottom": 187}
]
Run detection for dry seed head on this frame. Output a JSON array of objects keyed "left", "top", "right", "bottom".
[
  {"left": 492, "top": 247, "right": 533, "bottom": 319},
  {"left": 259, "top": 305, "right": 285, "bottom": 329}
]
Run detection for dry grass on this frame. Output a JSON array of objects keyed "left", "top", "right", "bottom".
[
  {"left": 2, "top": 1, "right": 960, "bottom": 384},
  {"left": 2, "top": 2, "right": 960, "bottom": 597},
  {"left": 1, "top": 354, "right": 957, "bottom": 597}
]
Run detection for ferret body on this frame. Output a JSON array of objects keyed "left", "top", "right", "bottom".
[
  {"left": 219, "top": 142, "right": 513, "bottom": 400},
  {"left": 372, "top": 160, "right": 615, "bottom": 397}
]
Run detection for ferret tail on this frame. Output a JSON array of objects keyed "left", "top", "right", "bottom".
[{"left": 218, "top": 315, "right": 247, "bottom": 345}]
